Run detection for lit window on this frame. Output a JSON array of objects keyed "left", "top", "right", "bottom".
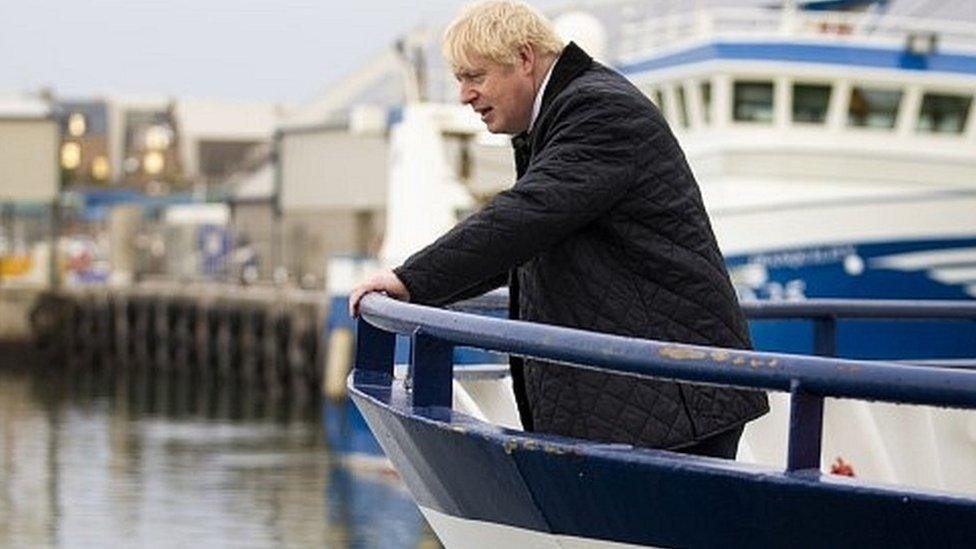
[
  {"left": 793, "top": 84, "right": 831, "bottom": 123},
  {"left": 733, "top": 81, "right": 774, "bottom": 123},
  {"left": 917, "top": 93, "right": 972, "bottom": 134},
  {"left": 61, "top": 142, "right": 81, "bottom": 170},
  {"left": 143, "top": 151, "right": 165, "bottom": 175},
  {"left": 700, "top": 82, "right": 712, "bottom": 124},
  {"left": 848, "top": 87, "right": 902, "bottom": 129},
  {"left": 67, "top": 112, "right": 87, "bottom": 137},
  {"left": 144, "top": 125, "right": 172, "bottom": 149},
  {"left": 676, "top": 86, "right": 689, "bottom": 127},
  {"left": 91, "top": 156, "right": 110, "bottom": 181}
]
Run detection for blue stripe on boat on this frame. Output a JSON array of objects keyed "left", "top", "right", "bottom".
[{"left": 619, "top": 42, "right": 976, "bottom": 76}]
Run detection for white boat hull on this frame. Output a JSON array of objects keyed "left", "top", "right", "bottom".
[{"left": 420, "top": 506, "right": 655, "bottom": 549}]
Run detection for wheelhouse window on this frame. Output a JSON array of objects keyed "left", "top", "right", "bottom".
[
  {"left": 676, "top": 86, "right": 689, "bottom": 127},
  {"left": 646, "top": 88, "right": 665, "bottom": 112},
  {"left": 792, "top": 83, "right": 831, "bottom": 123},
  {"left": 917, "top": 93, "right": 972, "bottom": 134},
  {"left": 848, "top": 87, "right": 902, "bottom": 129},
  {"left": 700, "top": 81, "right": 712, "bottom": 124},
  {"left": 733, "top": 81, "right": 774, "bottom": 123}
]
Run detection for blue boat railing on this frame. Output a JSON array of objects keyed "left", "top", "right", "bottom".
[
  {"left": 740, "top": 298, "right": 976, "bottom": 359},
  {"left": 450, "top": 290, "right": 976, "bottom": 360},
  {"left": 355, "top": 292, "right": 976, "bottom": 474}
]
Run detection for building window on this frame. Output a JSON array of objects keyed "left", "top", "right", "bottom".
[
  {"left": 700, "top": 81, "right": 712, "bottom": 124},
  {"left": 198, "top": 140, "right": 262, "bottom": 182},
  {"left": 676, "top": 86, "right": 689, "bottom": 127},
  {"left": 90, "top": 156, "right": 110, "bottom": 181},
  {"left": 733, "top": 81, "right": 774, "bottom": 123},
  {"left": 67, "top": 112, "right": 87, "bottom": 137},
  {"left": 793, "top": 84, "right": 832, "bottom": 123},
  {"left": 917, "top": 93, "right": 972, "bottom": 134},
  {"left": 60, "top": 142, "right": 82, "bottom": 170},
  {"left": 848, "top": 87, "right": 902, "bottom": 129}
]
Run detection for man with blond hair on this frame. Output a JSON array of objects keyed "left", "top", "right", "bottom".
[{"left": 350, "top": 0, "right": 767, "bottom": 458}]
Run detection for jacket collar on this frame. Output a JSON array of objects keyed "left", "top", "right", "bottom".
[
  {"left": 539, "top": 41, "right": 593, "bottom": 118},
  {"left": 512, "top": 42, "right": 593, "bottom": 149}
]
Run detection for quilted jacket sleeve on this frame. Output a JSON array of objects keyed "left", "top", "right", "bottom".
[{"left": 395, "top": 89, "right": 648, "bottom": 306}]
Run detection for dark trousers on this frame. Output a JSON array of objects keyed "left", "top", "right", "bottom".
[{"left": 676, "top": 425, "right": 745, "bottom": 459}]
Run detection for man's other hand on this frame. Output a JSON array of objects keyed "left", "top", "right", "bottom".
[{"left": 348, "top": 270, "right": 411, "bottom": 318}]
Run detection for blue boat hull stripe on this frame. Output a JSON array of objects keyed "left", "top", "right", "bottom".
[{"left": 352, "top": 380, "right": 976, "bottom": 548}]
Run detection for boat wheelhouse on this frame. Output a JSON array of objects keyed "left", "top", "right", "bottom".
[{"left": 609, "top": 4, "right": 976, "bottom": 355}]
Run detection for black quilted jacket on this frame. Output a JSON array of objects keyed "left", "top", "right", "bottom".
[{"left": 394, "top": 42, "right": 768, "bottom": 449}]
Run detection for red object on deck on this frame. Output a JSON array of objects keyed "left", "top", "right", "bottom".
[{"left": 831, "top": 457, "right": 856, "bottom": 477}]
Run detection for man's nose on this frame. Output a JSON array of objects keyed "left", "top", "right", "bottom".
[{"left": 459, "top": 85, "right": 477, "bottom": 105}]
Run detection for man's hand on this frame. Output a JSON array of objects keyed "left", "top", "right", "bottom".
[{"left": 348, "top": 270, "right": 411, "bottom": 318}]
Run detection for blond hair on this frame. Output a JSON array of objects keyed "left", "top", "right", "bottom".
[{"left": 443, "top": 1, "right": 565, "bottom": 70}]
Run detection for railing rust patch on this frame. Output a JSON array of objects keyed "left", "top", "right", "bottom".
[{"left": 660, "top": 346, "right": 707, "bottom": 361}]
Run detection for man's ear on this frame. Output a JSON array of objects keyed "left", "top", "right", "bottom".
[{"left": 516, "top": 44, "right": 535, "bottom": 75}]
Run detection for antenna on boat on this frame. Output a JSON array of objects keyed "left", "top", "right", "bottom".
[{"left": 394, "top": 28, "right": 429, "bottom": 104}]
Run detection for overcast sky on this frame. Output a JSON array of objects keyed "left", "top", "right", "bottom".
[
  {"left": 0, "top": 1, "right": 563, "bottom": 104},
  {"left": 3, "top": 1, "right": 972, "bottom": 104}
]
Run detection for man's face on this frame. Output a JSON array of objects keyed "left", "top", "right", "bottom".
[{"left": 455, "top": 47, "right": 537, "bottom": 134}]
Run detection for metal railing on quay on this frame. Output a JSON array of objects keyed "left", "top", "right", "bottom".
[{"left": 615, "top": 6, "right": 976, "bottom": 59}]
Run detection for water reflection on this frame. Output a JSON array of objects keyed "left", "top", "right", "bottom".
[{"left": 0, "top": 345, "right": 440, "bottom": 548}]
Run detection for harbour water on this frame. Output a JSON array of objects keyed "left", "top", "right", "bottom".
[{"left": 0, "top": 343, "right": 441, "bottom": 548}]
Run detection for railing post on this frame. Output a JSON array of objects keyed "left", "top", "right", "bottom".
[
  {"left": 787, "top": 379, "right": 824, "bottom": 472},
  {"left": 410, "top": 329, "right": 454, "bottom": 409},
  {"left": 354, "top": 317, "right": 395, "bottom": 386},
  {"left": 813, "top": 316, "right": 837, "bottom": 357}
]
